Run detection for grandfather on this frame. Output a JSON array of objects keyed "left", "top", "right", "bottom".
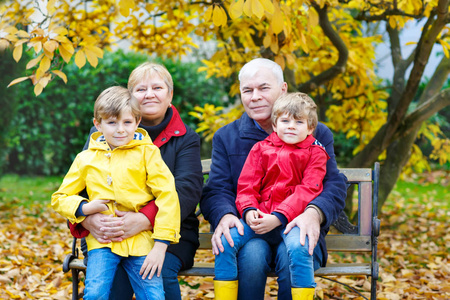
[{"left": 200, "top": 58, "right": 347, "bottom": 300}]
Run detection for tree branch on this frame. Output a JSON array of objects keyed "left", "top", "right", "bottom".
[
  {"left": 354, "top": 0, "right": 425, "bottom": 21},
  {"left": 348, "top": 50, "right": 450, "bottom": 169},
  {"left": 387, "top": 24, "right": 402, "bottom": 68},
  {"left": 419, "top": 55, "right": 450, "bottom": 103},
  {"left": 297, "top": 2, "right": 348, "bottom": 93},
  {"left": 391, "top": 89, "right": 450, "bottom": 141},
  {"left": 386, "top": 23, "right": 407, "bottom": 115},
  {"left": 381, "top": 0, "right": 449, "bottom": 149}
]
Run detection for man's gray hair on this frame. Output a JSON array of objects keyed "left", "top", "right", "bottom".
[{"left": 238, "top": 58, "right": 284, "bottom": 86}]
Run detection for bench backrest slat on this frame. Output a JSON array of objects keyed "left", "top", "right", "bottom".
[
  {"left": 199, "top": 160, "right": 375, "bottom": 252},
  {"left": 359, "top": 181, "right": 373, "bottom": 235},
  {"left": 201, "top": 159, "right": 212, "bottom": 175},
  {"left": 339, "top": 168, "right": 372, "bottom": 182}
]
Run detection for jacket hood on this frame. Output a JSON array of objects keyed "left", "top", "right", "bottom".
[{"left": 89, "top": 128, "right": 152, "bottom": 151}]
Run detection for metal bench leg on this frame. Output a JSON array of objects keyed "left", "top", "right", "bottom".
[
  {"left": 371, "top": 162, "right": 380, "bottom": 299},
  {"left": 72, "top": 269, "right": 79, "bottom": 300},
  {"left": 371, "top": 274, "right": 377, "bottom": 299}
]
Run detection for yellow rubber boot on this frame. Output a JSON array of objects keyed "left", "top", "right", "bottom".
[
  {"left": 292, "top": 287, "right": 315, "bottom": 300},
  {"left": 214, "top": 280, "right": 238, "bottom": 300}
]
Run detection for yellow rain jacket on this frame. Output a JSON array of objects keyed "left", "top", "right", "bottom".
[{"left": 52, "top": 128, "right": 180, "bottom": 257}]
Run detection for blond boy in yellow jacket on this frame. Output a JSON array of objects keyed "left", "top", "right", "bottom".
[{"left": 52, "top": 86, "right": 180, "bottom": 300}]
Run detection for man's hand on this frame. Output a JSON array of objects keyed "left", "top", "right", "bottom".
[
  {"left": 284, "top": 208, "right": 321, "bottom": 255},
  {"left": 211, "top": 214, "right": 243, "bottom": 255},
  {"left": 249, "top": 210, "right": 281, "bottom": 234},
  {"left": 140, "top": 241, "right": 168, "bottom": 279},
  {"left": 284, "top": 209, "right": 320, "bottom": 255}
]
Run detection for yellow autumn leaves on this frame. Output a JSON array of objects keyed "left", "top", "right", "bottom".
[
  {"left": 229, "top": 0, "right": 274, "bottom": 20},
  {"left": 189, "top": 104, "right": 245, "bottom": 141},
  {"left": 2, "top": 1, "right": 106, "bottom": 95},
  {"left": 204, "top": 5, "right": 227, "bottom": 27},
  {"left": 204, "top": 0, "right": 278, "bottom": 27},
  {"left": 204, "top": 0, "right": 285, "bottom": 38},
  {"left": 1, "top": 176, "right": 448, "bottom": 299},
  {"left": 7, "top": 25, "right": 74, "bottom": 96}
]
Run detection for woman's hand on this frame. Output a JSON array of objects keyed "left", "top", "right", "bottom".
[
  {"left": 114, "top": 210, "right": 153, "bottom": 240},
  {"left": 81, "top": 210, "right": 153, "bottom": 243},
  {"left": 81, "top": 213, "right": 122, "bottom": 243}
]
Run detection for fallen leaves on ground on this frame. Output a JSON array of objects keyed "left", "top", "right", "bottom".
[{"left": 0, "top": 188, "right": 448, "bottom": 299}]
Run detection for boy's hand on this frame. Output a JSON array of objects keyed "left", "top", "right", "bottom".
[
  {"left": 82, "top": 199, "right": 110, "bottom": 216},
  {"left": 249, "top": 209, "right": 281, "bottom": 234},
  {"left": 245, "top": 209, "right": 258, "bottom": 226},
  {"left": 140, "top": 241, "right": 168, "bottom": 280}
]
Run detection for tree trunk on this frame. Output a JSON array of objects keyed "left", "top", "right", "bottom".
[
  {"left": 378, "top": 55, "right": 450, "bottom": 209},
  {"left": 379, "top": 133, "right": 417, "bottom": 210}
]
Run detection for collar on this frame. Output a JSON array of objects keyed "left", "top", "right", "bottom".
[
  {"left": 95, "top": 131, "right": 145, "bottom": 143},
  {"left": 253, "top": 119, "right": 266, "bottom": 133},
  {"left": 89, "top": 128, "right": 151, "bottom": 151},
  {"left": 148, "top": 106, "right": 187, "bottom": 147},
  {"left": 239, "top": 112, "right": 269, "bottom": 141},
  {"left": 139, "top": 108, "right": 173, "bottom": 142},
  {"left": 267, "top": 132, "right": 317, "bottom": 149}
]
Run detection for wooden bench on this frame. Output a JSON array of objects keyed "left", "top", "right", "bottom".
[{"left": 63, "top": 159, "right": 380, "bottom": 299}]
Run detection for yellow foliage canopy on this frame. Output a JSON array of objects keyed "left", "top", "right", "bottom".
[{"left": 1, "top": 0, "right": 449, "bottom": 169}]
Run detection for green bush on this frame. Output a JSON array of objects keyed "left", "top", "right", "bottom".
[
  {"left": 0, "top": 50, "right": 25, "bottom": 175},
  {"left": 4, "top": 50, "right": 231, "bottom": 175}
]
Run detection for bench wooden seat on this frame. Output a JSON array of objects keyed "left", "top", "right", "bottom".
[
  {"left": 63, "top": 159, "right": 380, "bottom": 299},
  {"left": 183, "top": 262, "right": 373, "bottom": 277}
]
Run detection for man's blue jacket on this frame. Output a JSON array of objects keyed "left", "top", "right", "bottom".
[{"left": 200, "top": 112, "right": 347, "bottom": 267}]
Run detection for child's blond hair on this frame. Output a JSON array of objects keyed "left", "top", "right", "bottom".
[
  {"left": 271, "top": 92, "right": 318, "bottom": 131},
  {"left": 94, "top": 86, "right": 141, "bottom": 123}
]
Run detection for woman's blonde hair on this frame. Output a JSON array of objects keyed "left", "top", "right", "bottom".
[
  {"left": 127, "top": 62, "right": 174, "bottom": 93},
  {"left": 94, "top": 86, "right": 141, "bottom": 123},
  {"left": 271, "top": 92, "right": 318, "bottom": 131}
]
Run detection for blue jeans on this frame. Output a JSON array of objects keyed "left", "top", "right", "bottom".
[
  {"left": 109, "top": 252, "right": 182, "bottom": 300},
  {"left": 217, "top": 220, "right": 323, "bottom": 300},
  {"left": 84, "top": 248, "right": 164, "bottom": 300}
]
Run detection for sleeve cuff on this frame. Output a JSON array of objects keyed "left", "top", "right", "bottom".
[
  {"left": 272, "top": 212, "right": 288, "bottom": 227},
  {"left": 75, "top": 200, "right": 88, "bottom": 217},
  {"left": 69, "top": 222, "right": 90, "bottom": 238},
  {"left": 154, "top": 239, "right": 170, "bottom": 245},
  {"left": 243, "top": 208, "right": 257, "bottom": 224},
  {"left": 139, "top": 201, "right": 158, "bottom": 229},
  {"left": 306, "top": 204, "right": 324, "bottom": 224}
]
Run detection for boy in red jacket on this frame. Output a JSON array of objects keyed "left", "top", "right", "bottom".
[{"left": 214, "top": 92, "right": 329, "bottom": 300}]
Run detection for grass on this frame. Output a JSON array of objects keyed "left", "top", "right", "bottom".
[
  {"left": 0, "top": 174, "right": 63, "bottom": 207},
  {"left": 385, "top": 172, "right": 450, "bottom": 213}
]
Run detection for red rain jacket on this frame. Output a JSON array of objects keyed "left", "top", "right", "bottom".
[{"left": 236, "top": 132, "right": 329, "bottom": 223}]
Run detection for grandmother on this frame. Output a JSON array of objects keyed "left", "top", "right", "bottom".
[{"left": 69, "top": 62, "right": 203, "bottom": 300}]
